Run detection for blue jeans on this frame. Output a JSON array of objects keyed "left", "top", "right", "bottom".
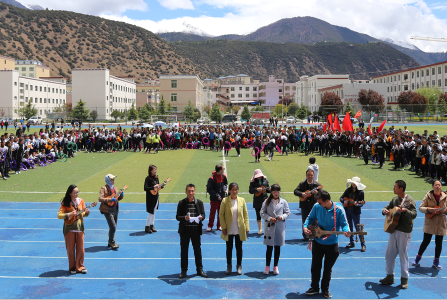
[{"left": 345, "top": 209, "right": 361, "bottom": 244}]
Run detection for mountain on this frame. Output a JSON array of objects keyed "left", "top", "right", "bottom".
[
  {"left": 0, "top": 0, "right": 27, "bottom": 9},
  {"left": 170, "top": 40, "right": 419, "bottom": 82},
  {"left": 23, "top": 4, "right": 44, "bottom": 10},
  {"left": 0, "top": 3, "right": 204, "bottom": 82}
]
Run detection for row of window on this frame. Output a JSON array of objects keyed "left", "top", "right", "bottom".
[
  {"left": 387, "top": 79, "right": 447, "bottom": 93},
  {"left": 14, "top": 82, "right": 66, "bottom": 94},
  {"left": 15, "top": 67, "right": 35, "bottom": 71},
  {"left": 230, "top": 86, "right": 258, "bottom": 92},
  {"left": 375, "top": 65, "right": 447, "bottom": 84},
  {"left": 21, "top": 97, "right": 66, "bottom": 105},
  {"left": 108, "top": 81, "right": 135, "bottom": 93},
  {"left": 230, "top": 93, "right": 259, "bottom": 98}
]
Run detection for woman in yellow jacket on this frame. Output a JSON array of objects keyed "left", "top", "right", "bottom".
[{"left": 220, "top": 182, "right": 250, "bottom": 275}]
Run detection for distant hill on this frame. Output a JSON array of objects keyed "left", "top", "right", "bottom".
[
  {"left": 170, "top": 40, "right": 419, "bottom": 82},
  {"left": 0, "top": 0, "right": 27, "bottom": 9},
  {"left": 0, "top": 3, "right": 204, "bottom": 82}
]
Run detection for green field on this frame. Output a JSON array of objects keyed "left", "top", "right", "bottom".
[{"left": 0, "top": 146, "right": 434, "bottom": 203}]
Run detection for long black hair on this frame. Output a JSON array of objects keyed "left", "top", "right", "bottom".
[
  {"left": 266, "top": 183, "right": 281, "bottom": 207},
  {"left": 148, "top": 164, "right": 158, "bottom": 180},
  {"left": 61, "top": 184, "right": 77, "bottom": 207}
]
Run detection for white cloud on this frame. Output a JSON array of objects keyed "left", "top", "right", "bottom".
[
  {"left": 32, "top": 0, "right": 148, "bottom": 15},
  {"left": 157, "top": 0, "right": 195, "bottom": 10}
]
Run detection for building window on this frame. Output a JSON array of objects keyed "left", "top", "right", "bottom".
[
  {"left": 40, "top": 98, "right": 42, "bottom": 103},
  {"left": 170, "top": 93, "right": 177, "bottom": 102},
  {"left": 285, "top": 86, "right": 290, "bottom": 91},
  {"left": 387, "top": 87, "right": 389, "bottom": 92},
  {"left": 394, "top": 86, "right": 396, "bottom": 92},
  {"left": 231, "top": 87, "right": 235, "bottom": 91},
  {"left": 253, "top": 93, "right": 257, "bottom": 97},
  {"left": 404, "top": 74, "right": 408, "bottom": 80},
  {"left": 438, "top": 67, "right": 442, "bottom": 74},
  {"left": 21, "top": 67, "right": 26, "bottom": 71},
  {"left": 238, "top": 94, "right": 242, "bottom": 98},
  {"left": 245, "top": 87, "right": 250, "bottom": 91},
  {"left": 245, "top": 93, "right": 250, "bottom": 98},
  {"left": 438, "top": 79, "right": 441, "bottom": 87},
  {"left": 40, "top": 86, "right": 42, "bottom": 91},
  {"left": 279, "top": 89, "right": 283, "bottom": 93},
  {"left": 417, "top": 83, "right": 419, "bottom": 89},
  {"left": 29, "top": 67, "right": 34, "bottom": 71},
  {"left": 253, "top": 87, "right": 257, "bottom": 91},
  {"left": 142, "top": 89, "right": 145, "bottom": 92},
  {"left": 426, "top": 69, "right": 429, "bottom": 76},
  {"left": 44, "top": 87, "right": 46, "bottom": 92},
  {"left": 432, "top": 80, "right": 435, "bottom": 86},
  {"left": 279, "top": 96, "right": 283, "bottom": 99},
  {"left": 404, "top": 85, "right": 408, "bottom": 91},
  {"left": 412, "top": 83, "right": 414, "bottom": 90},
  {"left": 398, "top": 85, "right": 401, "bottom": 91},
  {"left": 417, "top": 71, "right": 419, "bottom": 78},
  {"left": 445, "top": 66, "right": 447, "bottom": 73},
  {"left": 239, "top": 87, "right": 242, "bottom": 91},
  {"left": 398, "top": 75, "right": 401, "bottom": 80},
  {"left": 231, "top": 94, "right": 235, "bottom": 98},
  {"left": 171, "top": 80, "right": 178, "bottom": 88},
  {"left": 432, "top": 68, "right": 435, "bottom": 75},
  {"left": 25, "top": 97, "right": 28, "bottom": 102},
  {"left": 35, "top": 98, "right": 37, "bottom": 103},
  {"left": 411, "top": 72, "right": 414, "bottom": 78},
  {"left": 445, "top": 79, "right": 447, "bottom": 87}
]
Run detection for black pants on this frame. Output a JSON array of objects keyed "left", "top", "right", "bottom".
[
  {"left": 266, "top": 245, "right": 281, "bottom": 267},
  {"left": 301, "top": 206, "right": 311, "bottom": 238},
  {"left": 180, "top": 228, "right": 203, "bottom": 272},
  {"left": 378, "top": 151, "right": 385, "bottom": 168},
  {"left": 418, "top": 232, "right": 443, "bottom": 258},
  {"left": 362, "top": 152, "right": 369, "bottom": 165},
  {"left": 255, "top": 207, "right": 262, "bottom": 221},
  {"left": 311, "top": 241, "right": 340, "bottom": 291},
  {"left": 226, "top": 234, "right": 243, "bottom": 266},
  {"left": 104, "top": 207, "right": 118, "bottom": 244}
]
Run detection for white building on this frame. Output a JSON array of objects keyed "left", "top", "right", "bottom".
[
  {"left": 259, "top": 75, "right": 296, "bottom": 108},
  {"left": 0, "top": 70, "right": 67, "bottom": 119},
  {"left": 72, "top": 69, "right": 136, "bottom": 120},
  {"left": 371, "top": 61, "right": 447, "bottom": 106},
  {"left": 296, "top": 74, "right": 351, "bottom": 112}
]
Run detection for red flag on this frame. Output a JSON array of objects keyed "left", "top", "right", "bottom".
[
  {"left": 378, "top": 120, "right": 387, "bottom": 133},
  {"left": 342, "top": 112, "right": 353, "bottom": 132},
  {"left": 327, "top": 114, "right": 333, "bottom": 130},
  {"left": 368, "top": 123, "right": 372, "bottom": 135},
  {"left": 333, "top": 113, "right": 341, "bottom": 132},
  {"left": 354, "top": 110, "right": 362, "bottom": 119},
  {"left": 323, "top": 124, "right": 327, "bottom": 133}
]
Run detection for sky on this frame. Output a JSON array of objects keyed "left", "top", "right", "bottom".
[{"left": 29, "top": 0, "right": 447, "bottom": 52}]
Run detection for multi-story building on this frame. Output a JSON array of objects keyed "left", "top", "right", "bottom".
[
  {"left": 371, "top": 61, "right": 447, "bottom": 107},
  {"left": 159, "top": 74, "right": 204, "bottom": 113},
  {"left": 136, "top": 78, "right": 160, "bottom": 108},
  {"left": 296, "top": 74, "right": 351, "bottom": 112},
  {"left": 259, "top": 75, "right": 296, "bottom": 108},
  {"left": 0, "top": 70, "right": 67, "bottom": 119},
  {"left": 14, "top": 60, "right": 50, "bottom": 78},
  {"left": 72, "top": 69, "right": 136, "bottom": 120},
  {"left": 1, "top": 55, "right": 15, "bottom": 71}
]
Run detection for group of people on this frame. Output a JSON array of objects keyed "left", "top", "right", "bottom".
[{"left": 57, "top": 158, "right": 447, "bottom": 299}]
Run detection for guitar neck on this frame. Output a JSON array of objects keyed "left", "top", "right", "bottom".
[
  {"left": 319, "top": 230, "right": 366, "bottom": 235},
  {"left": 76, "top": 204, "right": 92, "bottom": 216}
]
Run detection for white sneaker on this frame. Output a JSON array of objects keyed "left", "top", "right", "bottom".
[
  {"left": 206, "top": 227, "right": 212, "bottom": 232},
  {"left": 218, "top": 226, "right": 222, "bottom": 231},
  {"left": 273, "top": 266, "right": 279, "bottom": 275}
]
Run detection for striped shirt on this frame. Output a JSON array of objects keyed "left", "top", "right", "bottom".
[{"left": 185, "top": 202, "right": 199, "bottom": 229}]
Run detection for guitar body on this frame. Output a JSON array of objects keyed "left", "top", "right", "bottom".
[
  {"left": 384, "top": 206, "right": 400, "bottom": 233},
  {"left": 150, "top": 178, "right": 171, "bottom": 196},
  {"left": 342, "top": 197, "right": 355, "bottom": 208},
  {"left": 254, "top": 186, "right": 267, "bottom": 197},
  {"left": 299, "top": 191, "right": 312, "bottom": 202},
  {"left": 64, "top": 202, "right": 97, "bottom": 225},
  {"left": 106, "top": 185, "right": 128, "bottom": 206},
  {"left": 426, "top": 206, "right": 446, "bottom": 219}
]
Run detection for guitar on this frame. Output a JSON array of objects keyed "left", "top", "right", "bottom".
[
  {"left": 106, "top": 185, "right": 128, "bottom": 206},
  {"left": 64, "top": 202, "right": 97, "bottom": 225},
  {"left": 342, "top": 197, "right": 358, "bottom": 207},
  {"left": 254, "top": 183, "right": 277, "bottom": 197},
  {"left": 306, "top": 225, "right": 367, "bottom": 240},
  {"left": 299, "top": 185, "right": 323, "bottom": 202},
  {"left": 426, "top": 206, "right": 447, "bottom": 219},
  {"left": 384, "top": 200, "right": 411, "bottom": 233},
  {"left": 150, "top": 178, "right": 171, "bottom": 195}
]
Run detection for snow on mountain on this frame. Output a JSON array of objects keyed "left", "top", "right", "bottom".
[
  {"left": 158, "top": 22, "right": 213, "bottom": 37},
  {"left": 24, "top": 4, "right": 44, "bottom": 10},
  {"left": 381, "top": 38, "right": 420, "bottom": 51}
]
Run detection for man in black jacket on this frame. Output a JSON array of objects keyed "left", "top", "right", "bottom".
[
  {"left": 206, "top": 164, "right": 227, "bottom": 231},
  {"left": 294, "top": 169, "right": 322, "bottom": 240},
  {"left": 176, "top": 184, "right": 207, "bottom": 279}
]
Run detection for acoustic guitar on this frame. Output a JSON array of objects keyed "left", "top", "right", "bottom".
[
  {"left": 342, "top": 197, "right": 363, "bottom": 207},
  {"left": 150, "top": 178, "right": 171, "bottom": 195},
  {"left": 384, "top": 200, "right": 411, "bottom": 233},
  {"left": 299, "top": 185, "right": 323, "bottom": 202},
  {"left": 64, "top": 202, "right": 97, "bottom": 225},
  {"left": 254, "top": 183, "right": 278, "bottom": 197},
  {"left": 106, "top": 185, "right": 128, "bottom": 206},
  {"left": 306, "top": 225, "right": 367, "bottom": 240},
  {"left": 426, "top": 206, "right": 447, "bottom": 219}
]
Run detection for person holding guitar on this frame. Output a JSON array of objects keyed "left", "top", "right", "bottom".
[
  {"left": 412, "top": 180, "right": 447, "bottom": 270},
  {"left": 294, "top": 169, "right": 322, "bottom": 240},
  {"left": 380, "top": 180, "right": 417, "bottom": 289},
  {"left": 206, "top": 164, "right": 228, "bottom": 232},
  {"left": 340, "top": 177, "right": 366, "bottom": 251},
  {"left": 57, "top": 184, "right": 93, "bottom": 274},
  {"left": 303, "top": 190, "right": 350, "bottom": 299},
  {"left": 144, "top": 165, "right": 165, "bottom": 234},
  {"left": 98, "top": 174, "right": 125, "bottom": 250},
  {"left": 249, "top": 169, "right": 270, "bottom": 235}
]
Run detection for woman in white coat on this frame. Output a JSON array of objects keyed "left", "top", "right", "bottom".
[{"left": 260, "top": 183, "right": 291, "bottom": 275}]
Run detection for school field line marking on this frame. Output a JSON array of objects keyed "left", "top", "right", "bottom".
[{"left": 0, "top": 275, "right": 446, "bottom": 280}]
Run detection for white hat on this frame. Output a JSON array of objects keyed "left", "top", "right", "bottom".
[
  {"left": 106, "top": 174, "right": 117, "bottom": 180},
  {"left": 346, "top": 176, "right": 366, "bottom": 190}
]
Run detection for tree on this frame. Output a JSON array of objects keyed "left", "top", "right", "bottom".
[
  {"left": 232, "top": 105, "right": 241, "bottom": 115},
  {"left": 416, "top": 87, "right": 442, "bottom": 114},
  {"left": 127, "top": 103, "right": 138, "bottom": 120},
  {"left": 252, "top": 105, "right": 264, "bottom": 112},
  {"left": 71, "top": 99, "right": 90, "bottom": 121},
  {"left": 397, "top": 91, "right": 416, "bottom": 112},
  {"left": 166, "top": 102, "right": 174, "bottom": 114},
  {"left": 89, "top": 110, "right": 98, "bottom": 122},
  {"left": 226, "top": 106, "right": 232, "bottom": 114},
  {"left": 138, "top": 105, "right": 151, "bottom": 121},
  {"left": 287, "top": 103, "right": 299, "bottom": 116},
  {"left": 358, "top": 89, "right": 385, "bottom": 113},
  {"left": 296, "top": 104, "right": 310, "bottom": 119},
  {"left": 193, "top": 108, "right": 201, "bottom": 121},
  {"left": 241, "top": 105, "right": 252, "bottom": 121},
  {"left": 203, "top": 105, "right": 211, "bottom": 116},
  {"left": 438, "top": 98, "right": 447, "bottom": 121},
  {"left": 20, "top": 102, "right": 38, "bottom": 119},
  {"left": 343, "top": 101, "right": 355, "bottom": 118},
  {"left": 358, "top": 89, "right": 369, "bottom": 107},
  {"left": 321, "top": 92, "right": 342, "bottom": 112},
  {"left": 111, "top": 110, "right": 122, "bottom": 122},
  {"left": 209, "top": 104, "right": 222, "bottom": 123},
  {"left": 274, "top": 104, "right": 287, "bottom": 116},
  {"left": 411, "top": 93, "right": 428, "bottom": 114},
  {"left": 157, "top": 96, "right": 166, "bottom": 115},
  {"left": 183, "top": 99, "right": 195, "bottom": 123}
]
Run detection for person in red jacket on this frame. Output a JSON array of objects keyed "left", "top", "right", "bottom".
[{"left": 206, "top": 164, "right": 228, "bottom": 231}]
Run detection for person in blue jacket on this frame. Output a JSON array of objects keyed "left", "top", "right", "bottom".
[{"left": 303, "top": 190, "right": 351, "bottom": 299}]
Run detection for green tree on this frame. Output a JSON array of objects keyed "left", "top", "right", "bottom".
[
  {"left": 274, "top": 104, "right": 286, "bottom": 116},
  {"left": 415, "top": 86, "right": 442, "bottom": 114},
  {"left": 138, "top": 105, "right": 151, "bottom": 121},
  {"left": 127, "top": 103, "right": 139, "bottom": 120},
  {"left": 296, "top": 104, "right": 311, "bottom": 119},
  {"left": 241, "top": 105, "right": 252, "bottom": 121},
  {"left": 193, "top": 108, "right": 201, "bottom": 121},
  {"left": 203, "top": 105, "right": 211, "bottom": 116},
  {"left": 111, "top": 110, "right": 122, "bottom": 122},
  {"left": 71, "top": 99, "right": 90, "bottom": 121},
  {"left": 439, "top": 99, "right": 447, "bottom": 121},
  {"left": 209, "top": 104, "right": 222, "bottom": 123},
  {"left": 394, "top": 105, "right": 402, "bottom": 122},
  {"left": 166, "top": 102, "right": 174, "bottom": 114},
  {"left": 20, "top": 102, "right": 38, "bottom": 119},
  {"left": 287, "top": 102, "right": 299, "bottom": 116},
  {"left": 183, "top": 99, "right": 195, "bottom": 123},
  {"left": 157, "top": 96, "right": 166, "bottom": 115},
  {"left": 252, "top": 105, "right": 264, "bottom": 112},
  {"left": 343, "top": 101, "right": 355, "bottom": 117},
  {"left": 232, "top": 105, "right": 241, "bottom": 115},
  {"left": 225, "top": 106, "right": 232, "bottom": 114},
  {"left": 89, "top": 110, "right": 98, "bottom": 122}
]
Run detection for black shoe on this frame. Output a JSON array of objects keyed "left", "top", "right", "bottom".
[
  {"left": 197, "top": 269, "right": 207, "bottom": 278},
  {"left": 108, "top": 242, "right": 119, "bottom": 250},
  {"left": 346, "top": 242, "right": 355, "bottom": 248},
  {"left": 145, "top": 226, "right": 152, "bottom": 234},
  {"left": 305, "top": 287, "right": 319, "bottom": 295},
  {"left": 2, "top": 177, "right": 7, "bottom": 180},
  {"left": 150, "top": 225, "right": 157, "bottom": 233},
  {"left": 179, "top": 271, "right": 187, "bottom": 279},
  {"left": 361, "top": 244, "right": 366, "bottom": 252},
  {"left": 322, "top": 290, "right": 332, "bottom": 299}
]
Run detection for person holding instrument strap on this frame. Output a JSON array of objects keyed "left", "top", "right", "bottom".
[
  {"left": 144, "top": 165, "right": 161, "bottom": 234},
  {"left": 57, "top": 184, "right": 90, "bottom": 274},
  {"left": 98, "top": 174, "right": 124, "bottom": 250},
  {"left": 249, "top": 169, "right": 270, "bottom": 235}
]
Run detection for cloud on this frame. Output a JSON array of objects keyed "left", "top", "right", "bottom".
[
  {"left": 33, "top": 0, "right": 148, "bottom": 15},
  {"left": 157, "top": 0, "right": 195, "bottom": 10}
]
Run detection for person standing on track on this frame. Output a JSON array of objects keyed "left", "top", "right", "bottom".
[
  {"left": 98, "top": 174, "right": 124, "bottom": 250},
  {"left": 206, "top": 164, "right": 228, "bottom": 232},
  {"left": 57, "top": 184, "right": 90, "bottom": 274},
  {"left": 380, "top": 180, "right": 417, "bottom": 289},
  {"left": 412, "top": 180, "right": 446, "bottom": 270},
  {"left": 176, "top": 184, "right": 207, "bottom": 279},
  {"left": 143, "top": 165, "right": 162, "bottom": 234},
  {"left": 249, "top": 169, "right": 270, "bottom": 235}
]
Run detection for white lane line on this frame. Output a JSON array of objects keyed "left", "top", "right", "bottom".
[{"left": 0, "top": 275, "right": 446, "bottom": 280}]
